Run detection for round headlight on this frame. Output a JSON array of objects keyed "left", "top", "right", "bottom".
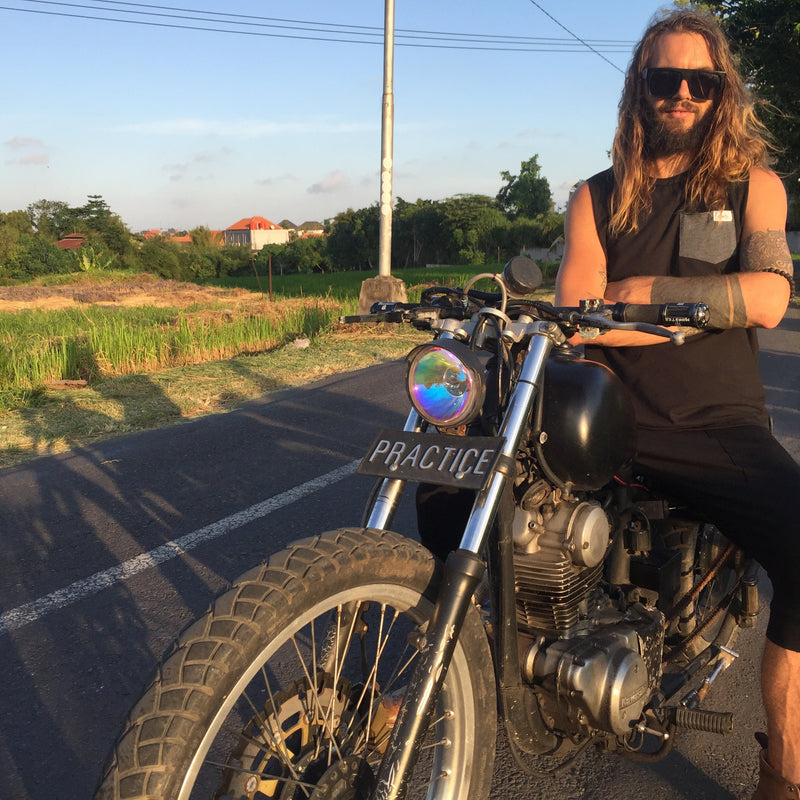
[{"left": 406, "top": 339, "right": 485, "bottom": 427}]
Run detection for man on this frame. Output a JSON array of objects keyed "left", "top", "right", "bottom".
[{"left": 556, "top": 10, "right": 798, "bottom": 799}]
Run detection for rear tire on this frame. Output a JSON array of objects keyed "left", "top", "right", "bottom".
[{"left": 96, "top": 527, "right": 496, "bottom": 800}]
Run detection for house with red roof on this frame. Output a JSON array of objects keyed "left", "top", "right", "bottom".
[
  {"left": 224, "top": 216, "right": 290, "bottom": 250},
  {"left": 56, "top": 233, "right": 87, "bottom": 250}
]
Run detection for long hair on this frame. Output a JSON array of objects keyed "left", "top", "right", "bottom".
[{"left": 609, "top": 10, "right": 772, "bottom": 236}]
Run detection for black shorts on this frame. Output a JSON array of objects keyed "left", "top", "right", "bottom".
[{"left": 634, "top": 425, "right": 800, "bottom": 652}]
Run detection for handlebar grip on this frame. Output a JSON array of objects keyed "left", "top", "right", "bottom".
[{"left": 612, "top": 302, "right": 710, "bottom": 328}]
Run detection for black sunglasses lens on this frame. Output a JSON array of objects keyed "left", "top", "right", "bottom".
[
  {"left": 648, "top": 69, "right": 680, "bottom": 98},
  {"left": 646, "top": 69, "right": 721, "bottom": 100},
  {"left": 690, "top": 72, "right": 720, "bottom": 99}
]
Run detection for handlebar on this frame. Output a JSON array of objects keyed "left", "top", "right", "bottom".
[
  {"left": 610, "top": 301, "right": 710, "bottom": 328},
  {"left": 339, "top": 299, "right": 711, "bottom": 344}
]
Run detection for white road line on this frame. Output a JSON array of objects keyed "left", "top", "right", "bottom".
[{"left": 0, "top": 461, "right": 359, "bottom": 635}]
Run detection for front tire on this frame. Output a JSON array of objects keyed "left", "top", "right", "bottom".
[{"left": 97, "top": 528, "right": 496, "bottom": 800}]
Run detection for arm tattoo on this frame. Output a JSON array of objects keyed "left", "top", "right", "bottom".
[
  {"left": 648, "top": 230, "right": 795, "bottom": 330},
  {"left": 650, "top": 274, "right": 746, "bottom": 329},
  {"left": 598, "top": 267, "right": 607, "bottom": 294},
  {"left": 741, "top": 230, "right": 795, "bottom": 294}
]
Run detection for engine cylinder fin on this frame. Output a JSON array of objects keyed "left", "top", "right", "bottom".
[{"left": 513, "top": 551, "right": 603, "bottom": 636}]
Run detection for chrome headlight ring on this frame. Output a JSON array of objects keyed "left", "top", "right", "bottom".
[{"left": 406, "top": 339, "right": 486, "bottom": 427}]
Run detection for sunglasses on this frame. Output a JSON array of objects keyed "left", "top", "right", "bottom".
[{"left": 641, "top": 68, "right": 726, "bottom": 101}]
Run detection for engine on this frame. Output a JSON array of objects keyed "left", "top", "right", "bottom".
[
  {"left": 511, "top": 483, "right": 665, "bottom": 737},
  {"left": 511, "top": 481, "right": 611, "bottom": 637}
]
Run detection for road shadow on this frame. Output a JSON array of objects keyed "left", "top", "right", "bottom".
[{"left": 0, "top": 361, "right": 412, "bottom": 800}]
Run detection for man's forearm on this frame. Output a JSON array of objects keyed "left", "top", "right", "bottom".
[
  {"left": 649, "top": 274, "right": 746, "bottom": 329},
  {"left": 606, "top": 269, "right": 789, "bottom": 330}
]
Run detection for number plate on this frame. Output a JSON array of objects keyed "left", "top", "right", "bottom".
[{"left": 358, "top": 429, "right": 505, "bottom": 490}]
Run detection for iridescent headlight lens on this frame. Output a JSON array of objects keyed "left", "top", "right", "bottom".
[{"left": 406, "top": 340, "right": 484, "bottom": 427}]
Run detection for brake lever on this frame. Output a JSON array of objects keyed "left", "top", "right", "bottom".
[{"left": 574, "top": 313, "right": 685, "bottom": 345}]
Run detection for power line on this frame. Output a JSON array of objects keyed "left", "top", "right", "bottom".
[
  {"left": 89, "top": 0, "right": 634, "bottom": 45},
  {"left": 527, "top": 0, "right": 625, "bottom": 73},
  {"left": 0, "top": 0, "right": 635, "bottom": 54}
]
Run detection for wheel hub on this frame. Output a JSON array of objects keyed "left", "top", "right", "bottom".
[{"left": 216, "top": 674, "right": 356, "bottom": 799}]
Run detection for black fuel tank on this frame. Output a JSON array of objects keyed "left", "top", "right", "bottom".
[{"left": 536, "top": 354, "right": 635, "bottom": 491}]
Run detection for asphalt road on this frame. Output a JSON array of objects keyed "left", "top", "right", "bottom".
[{"left": 0, "top": 307, "right": 797, "bottom": 800}]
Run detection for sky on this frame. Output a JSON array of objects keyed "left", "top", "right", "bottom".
[{"left": 0, "top": 1, "right": 675, "bottom": 233}]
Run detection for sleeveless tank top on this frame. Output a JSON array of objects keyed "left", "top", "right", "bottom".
[{"left": 584, "top": 167, "right": 769, "bottom": 430}]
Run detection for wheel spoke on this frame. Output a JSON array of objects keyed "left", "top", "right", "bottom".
[
  {"left": 99, "top": 530, "right": 496, "bottom": 800},
  {"left": 203, "top": 757, "right": 319, "bottom": 792},
  {"left": 288, "top": 631, "right": 347, "bottom": 766}
]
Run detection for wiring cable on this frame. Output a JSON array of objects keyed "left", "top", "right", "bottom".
[{"left": 1, "top": 0, "right": 634, "bottom": 56}]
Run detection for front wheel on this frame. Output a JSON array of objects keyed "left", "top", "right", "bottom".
[{"left": 96, "top": 527, "right": 497, "bottom": 800}]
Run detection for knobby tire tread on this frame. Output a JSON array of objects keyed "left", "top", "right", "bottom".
[{"left": 96, "top": 527, "right": 491, "bottom": 800}]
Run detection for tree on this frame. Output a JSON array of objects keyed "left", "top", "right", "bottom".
[
  {"left": 139, "top": 238, "right": 189, "bottom": 280},
  {"left": 75, "top": 194, "right": 134, "bottom": 256},
  {"left": 15, "top": 235, "right": 72, "bottom": 278},
  {"left": 441, "top": 194, "right": 508, "bottom": 264},
  {"left": 496, "top": 155, "right": 553, "bottom": 219},
  {"left": 700, "top": 0, "right": 800, "bottom": 215},
  {"left": 26, "top": 199, "right": 76, "bottom": 240},
  {"left": 189, "top": 226, "right": 216, "bottom": 247},
  {"left": 1, "top": 209, "right": 34, "bottom": 237},
  {"left": 393, "top": 198, "right": 446, "bottom": 268},
  {"left": 326, "top": 206, "right": 380, "bottom": 270},
  {"left": 257, "top": 237, "right": 328, "bottom": 275},
  {"left": 78, "top": 194, "right": 113, "bottom": 229}
]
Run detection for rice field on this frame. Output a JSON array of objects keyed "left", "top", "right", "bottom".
[
  {"left": 0, "top": 263, "right": 548, "bottom": 413},
  {"left": 0, "top": 298, "right": 342, "bottom": 411}
]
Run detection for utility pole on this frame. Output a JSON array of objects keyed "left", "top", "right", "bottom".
[
  {"left": 378, "top": 0, "right": 395, "bottom": 277},
  {"left": 356, "top": 0, "right": 407, "bottom": 313}
]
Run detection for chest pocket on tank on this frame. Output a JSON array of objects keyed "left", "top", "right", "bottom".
[{"left": 679, "top": 211, "right": 736, "bottom": 265}]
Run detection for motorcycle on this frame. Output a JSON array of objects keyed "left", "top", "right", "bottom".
[{"left": 96, "top": 257, "right": 759, "bottom": 800}]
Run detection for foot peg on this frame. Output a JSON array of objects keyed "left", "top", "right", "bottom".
[{"left": 669, "top": 706, "right": 734, "bottom": 735}]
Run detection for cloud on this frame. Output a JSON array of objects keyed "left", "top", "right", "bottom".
[
  {"left": 163, "top": 162, "right": 188, "bottom": 182},
  {"left": 4, "top": 137, "right": 49, "bottom": 165},
  {"left": 193, "top": 147, "right": 232, "bottom": 164},
  {"left": 256, "top": 173, "right": 297, "bottom": 186},
  {"left": 162, "top": 148, "right": 233, "bottom": 181},
  {"left": 6, "top": 153, "right": 50, "bottom": 167},
  {"left": 4, "top": 136, "right": 47, "bottom": 149},
  {"left": 307, "top": 171, "right": 349, "bottom": 195}
]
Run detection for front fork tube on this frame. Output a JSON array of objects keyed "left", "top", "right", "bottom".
[
  {"left": 459, "top": 333, "right": 550, "bottom": 553},
  {"left": 369, "top": 333, "right": 553, "bottom": 800},
  {"left": 364, "top": 409, "right": 425, "bottom": 531},
  {"left": 368, "top": 549, "right": 485, "bottom": 800}
]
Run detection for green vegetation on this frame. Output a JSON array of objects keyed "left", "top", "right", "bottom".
[
  {"left": 0, "top": 264, "right": 552, "bottom": 467},
  {"left": 1, "top": 264, "right": 557, "bottom": 467},
  {"left": 0, "top": 298, "right": 342, "bottom": 412},
  {"left": 0, "top": 154, "right": 566, "bottom": 285},
  {"left": 0, "top": 322, "right": 431, "bottom": 469},
  {"left": 2, "top": 264, "right": 551, "bottom": 411},
  {"left": 207, "top": 263, "right": 563, "bottom": 301}
]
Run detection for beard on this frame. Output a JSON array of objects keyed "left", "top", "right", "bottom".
[{"left": 642, "top": 100, "right": 714, "bottom": 158}]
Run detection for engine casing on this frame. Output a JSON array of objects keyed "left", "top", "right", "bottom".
[{"left": 523, "top": 605, "right": 665, "bottom": 737}]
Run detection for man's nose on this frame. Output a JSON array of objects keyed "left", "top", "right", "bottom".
[{"left": 675, "top": 79, "right": 692, "bottom": 99}]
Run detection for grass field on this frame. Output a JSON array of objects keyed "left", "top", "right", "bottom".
[
  {"left": 0, "top": 265, "right": 524, "bottom": 408},
  {"left": 0, "top": 265, "right": 523, "bottom": 466}
]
